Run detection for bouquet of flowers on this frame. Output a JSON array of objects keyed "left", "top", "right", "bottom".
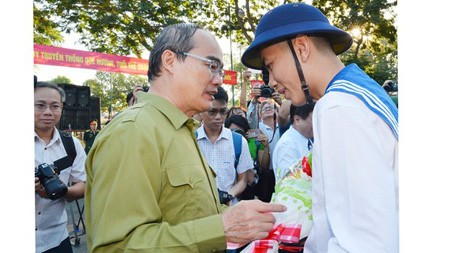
[{"left": 237, "top": 153, "right": 313, "bottom": 253}]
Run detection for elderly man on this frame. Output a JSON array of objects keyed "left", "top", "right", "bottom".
[{"left": 85, "top": 23, "right": 285, "bottom": 253}]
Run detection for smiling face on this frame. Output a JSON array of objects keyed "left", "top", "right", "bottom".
[
  {"left": 260, "top": 101, "right": 276, "bottom": 120},
  {"left": 260, "top": 41, "right": 307, "bottom": 106}
]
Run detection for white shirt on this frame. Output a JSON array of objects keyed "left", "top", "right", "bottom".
[
  {"left": 272, "top": 125, "right": 310, "bottom": 184},
  {"left": 35, "top": 128, "right": 86, "bottom": 252},
  {"left": 196, "top": 126, "right": 253, "bottom": 204},
  {"left": 246, "top": 101, "right": 259, "bottom": 129},
  {"left": 305, "top": 92, "right": 399, "bottom": 253},
  {"left": 259, "top": 120, "right": 280, "bottom": 170}
]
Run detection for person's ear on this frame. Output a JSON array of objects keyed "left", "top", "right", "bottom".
[
  {"left": 292, "top": 35, "right": 311, "bottom": 62},
  {"left": 290, "top": 115, "right": 298, "bottom": 125},
  {"left": 161, "top": 50, "right": 177, "bottom": 74}
]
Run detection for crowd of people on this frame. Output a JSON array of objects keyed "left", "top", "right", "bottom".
[{"left": 34, "top": 3, "right": 398, "bottom": 253}]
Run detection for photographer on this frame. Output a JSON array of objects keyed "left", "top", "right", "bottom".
[
  {"left": 35, "top": 82, "right": 86, "bottom": 253},
  {"left": 246, "top": 84, "right": 280, "bottom": 130},
  {"left": 246, "top": 69, "right": 289, "bottom": 131}
]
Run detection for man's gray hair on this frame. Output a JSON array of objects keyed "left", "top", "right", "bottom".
[
  {"left": 147, "top": 23, "right": 202, "bottom": 81},
  {"left": 35, "top": 82, "right": 66, "bottom": 103}
]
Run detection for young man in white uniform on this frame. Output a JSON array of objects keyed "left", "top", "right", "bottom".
[{"left": 241, "top": 3, "right": 399, "bottom": 253}]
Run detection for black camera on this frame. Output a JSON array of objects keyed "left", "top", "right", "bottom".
[
  {"left": 260, "top": 68, "right": 275, "bottom": 98},
  {"left": 260, "top": 84, "right": 275, "bottom": 98},
  {"left": 218, "top": 189, "right": 233, "bottom": 204},
  {"left": 35, "top": 163, "right": 68, "bottom": 200}
]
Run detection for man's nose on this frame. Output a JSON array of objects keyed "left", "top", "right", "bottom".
[
  {"left": 211, "top": 74, "right": 222, "bottom": 86},
  {"left": 43, "top": 105, "right": 53, "bottom": 113},
  {"left": 269, "top": 74, "right": 277, "bottom": 88}
]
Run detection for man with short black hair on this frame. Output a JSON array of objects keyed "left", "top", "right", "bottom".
[
  {"left": 35, "top": 82, "right": 86, "bottom": 253},
  {"left": 83, "top": 119, "right": 99, "bottom": 154},
  {"left": 272, "top": 102, "right": 315, "bottom": 184},
  {"left": 197, "top": 87, "right": 254, "bottom": 205}
]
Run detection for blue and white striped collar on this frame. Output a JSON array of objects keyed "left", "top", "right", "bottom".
[{"left": 325, "top": 64, "right": 399, "bottom": 140}]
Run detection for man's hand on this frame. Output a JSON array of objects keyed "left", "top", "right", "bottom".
[
  {"left": 251, "top": 85, "right": 262, "bottom": 102},
  {"left": 272, "top": 91, "right": 283, "bottom": 106},
  {"left": 256, "top": 131, "right": 269, "bottom": 148},
  {"left": 221, "top": 200, "right": 286, "bottom": 244},
  {"left": 243, "top": 70, "right": 252, "bottom": 82},
  {"left": 35, "top": 177, "right": 48, "bottom": 198}
]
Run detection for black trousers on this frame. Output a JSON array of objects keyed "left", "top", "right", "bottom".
[{"left": 42, "top": 237, "right": 73, "bottom": 253}]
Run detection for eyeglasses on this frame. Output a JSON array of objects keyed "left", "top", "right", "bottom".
[
  {"left": 176, "top": 51, "right": 224, "bottom": 78},
  {"left": 207, "top": 108, "right": 228, "bottom": 117},
  {"left": 34, "top": 103, "right": 62, "bottom": 112}
]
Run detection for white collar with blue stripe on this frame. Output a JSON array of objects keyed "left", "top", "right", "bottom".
[{"left": 325, "top": 64, "right": 398, "bottom": 140}]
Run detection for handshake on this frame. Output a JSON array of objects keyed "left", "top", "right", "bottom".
[{"left": 218, "top": 189, "right": 234, "bottom": 204}]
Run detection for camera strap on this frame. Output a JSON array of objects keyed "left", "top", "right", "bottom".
[{"left": 53, "top": 130, "right": 77, "bottom": 172}]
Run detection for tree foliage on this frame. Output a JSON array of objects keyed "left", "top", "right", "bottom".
[
  {"left": 311, "top": 0, "right": 398, "bottom": 84},
  {"left": 33, "top": 0, "right": 209, "bottom": 58},
  {"left": 34, "top": 0, "right": 397, "bottom": 87},
  {"left": 34, "top": 3, "right": 64, "bottom": 45},
  {"left": 48, "top": 75, "right": 73, "bottom": 85}
]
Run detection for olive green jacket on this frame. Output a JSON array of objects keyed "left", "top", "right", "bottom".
[{"left": 85, "top": 92, "right": 227, "bottom": 252}]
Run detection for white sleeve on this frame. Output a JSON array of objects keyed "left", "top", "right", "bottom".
[
  {"left": 272, "top": 140, "right": 298, "bottom": 183},
  {"left": 315, "top": 96, "right": 398, "bottom": 252},
  {"left": 246, "top": 102, "right": 259, "bottom": 129}
]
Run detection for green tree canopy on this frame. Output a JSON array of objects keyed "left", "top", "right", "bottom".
[
  {"left": 48, "top": 75, "right": 73, "bottom": 85},
  {"left": 311, "top": 0, "right": 398, "bottom": 84},
  {"left": 34, "top": 0, "right": 397, "bottom": 87}
]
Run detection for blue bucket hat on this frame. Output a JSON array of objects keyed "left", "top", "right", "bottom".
[{"left": 241, "top": 3, "right": 353, "bottom": 70}]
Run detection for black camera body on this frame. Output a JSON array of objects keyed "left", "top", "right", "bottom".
[
  {"left": 260, "top": 84, "right": 275, "bottom": 98},
  {"left": 218, "top": 189, "right": 233, "bottom": 204},
  {"left": 260, "top": 67, "right": 275, "bottom": 98},
  {"left": 35, "top": 163, "right": 68, "bottom": 200}
]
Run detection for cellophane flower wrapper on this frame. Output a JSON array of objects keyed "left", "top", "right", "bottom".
[{"left": 237, "top": 153, "right": 313, "bottom": 253}]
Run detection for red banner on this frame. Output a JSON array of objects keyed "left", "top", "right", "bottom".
[
  {"left": 34, "top": 44, "right": 149, "bottom": 75},
  {"left": 222, "top": 70, "right": 238, "bottom": 85},
  {"left": 34, "top": 44, "right": 238, "bottom": 79}
]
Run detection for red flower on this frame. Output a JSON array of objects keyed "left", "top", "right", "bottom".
[{"left": 302, "top": 156, "right": 312, "bottom": 177}]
